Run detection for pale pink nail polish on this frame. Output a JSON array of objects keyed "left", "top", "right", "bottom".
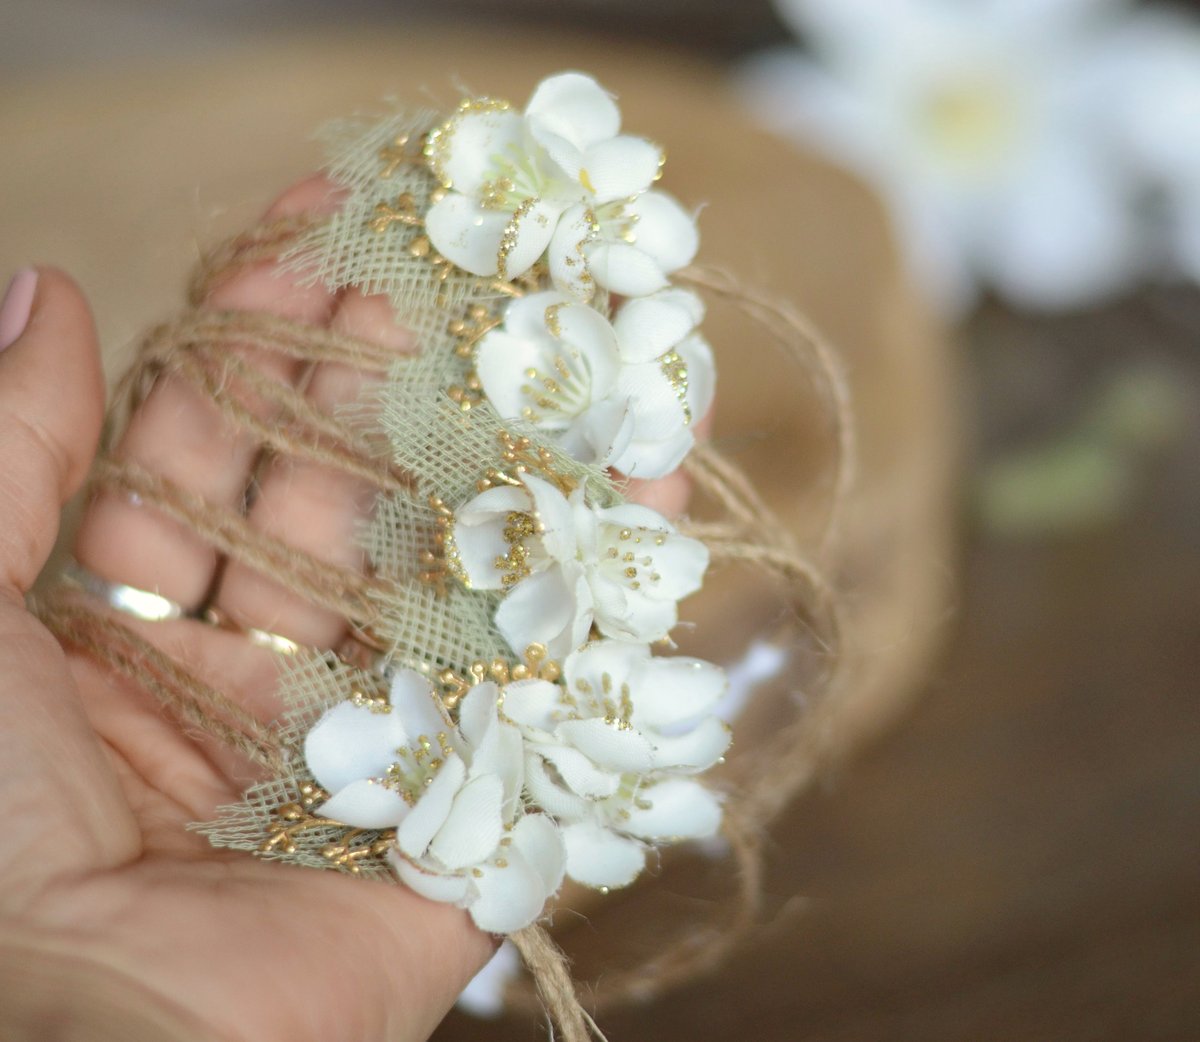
[{"left": 0, "top": 268, "right": 38, "bottom": 352}]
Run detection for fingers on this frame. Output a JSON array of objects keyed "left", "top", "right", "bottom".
[
  {"left": 0, "top": 267, "right": 139, "bottom": 901},
  {"left": 73, "top": 176, "right": 343, "bottom": 611},
  {"left": 207, "top": 290, "right": 415, "bottom": 649},
  {"left": 0, "top": 268, "right": 105, "bottom": 595}
]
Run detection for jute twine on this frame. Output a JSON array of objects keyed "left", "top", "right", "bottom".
[{"left": 36, "top": 215, "right": 855, "bottom": 1042}]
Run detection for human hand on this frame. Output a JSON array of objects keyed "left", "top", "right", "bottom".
[{"left": 0, "top": 178, "right": 505, "bottom": 1042}]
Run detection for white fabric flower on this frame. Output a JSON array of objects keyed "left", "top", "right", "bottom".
[
  {"left": 475, "top": 289, "right": 714, "bottom": 478},
  {"left": 502, "top": 639, "right": 729, "bottom": 888},
  {"left": 739, "top": 0, "right": 1144, "bottom": 313},
  {"left": 304, "top": 670, "right": 564, "bottom": 933},
  {"left": 424, "top": 71, "right": 698, "bottom": 298},
  {"left": 446, "top": 474, "right": 708, "bottom": 659}
]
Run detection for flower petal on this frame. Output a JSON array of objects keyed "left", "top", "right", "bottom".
[
  {"left": 525, "top": 72, "right": 621, "bottom": 152},
  {"left": 475, "top": 328, "right": 556, "bottom": 423},
  {"left": 585, "top": 241, "right": 669, "bottom": 297},
  {"left": 617, "top": 360, "right": 689, "bottom": 441},
  {"left": 510, "top": 813, "right": 567, "bottom": 896},
  {"left": 304, "top": 698, "right": 410, "bottom": 794},
  {"left": 580, "top": 135, "right": 663, "bottom": 202},
  {"left": 430, "top": 773, "right": 506, "bottom": 870},
  {"left": 500, "top": 678, "right": 563, "bottom": 733},
  {"left": 627, "top": 190, "right": 699, "bottom": 274},
  {"left": 633, "top": 657, "right": 727, "bottom": 729},
  {"left": 469, "top": 848, "right": 550, "bottom": 934},
  {"left": 564, "top": 397, "right": 634, "bottom": 468},
  {"left": 621, "top": 777, "right": 722, "bottom": 841},
  {"left": 390, "top": 851, "right": 473, "bottom": 904},
  {"left": 523, "top": 473, "right": 576, "bottom": 562},
  {"left": 548, "top": 203, "right": 600, "bottom": 300},
  {"left": 316, "top": 778, "right": 411, "bottom": 829},
  {"left": 562, "top": 821, "right": 646, "bottom": 889},
  {"left": 425, "top": 192, "right": 511, "bottom": 277},
  {"left": 610, "top": 430, "right": 694, "bottom": 480},
  {"left": 538, "top": 742, "right": 621, "bottom": 799},
  {"left": 390, "top": 668, "right": 454, "bottom": 745},
  {"left": 650, "top": 716, "right": 732, "bottom": 772},
  {"left": 396, "top": 754, "right": 467, "bottom": 858},
  {"left": 494, "top": 566, "right": 586, "bottom": 661},
  {"left": 612, "top": 289, "right": 704, "bottom": 363},
  {"left": 554, "top": 302, "right": 621, "bottom": 399},
  {"left": 524, "top": 752, "right": 592, "bottom": 820},
  {"left": 556, "top": 718, "right": 655, "bottom": 773}
]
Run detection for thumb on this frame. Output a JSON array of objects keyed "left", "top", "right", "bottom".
[
  {"left": 0, "top": 267, "right": 104, "bottom": 595},
  {"left": 0, "top": 268, "right": 138, "bottom": 905}
]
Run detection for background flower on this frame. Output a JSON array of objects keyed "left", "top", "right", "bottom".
[{"left": 738, "top": 0, "right": 1169, "bottom": 314}]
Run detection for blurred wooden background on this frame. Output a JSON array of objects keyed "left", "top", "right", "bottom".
[{"left": 2, "top": 3, "right": 1199, "bottom": 1040}]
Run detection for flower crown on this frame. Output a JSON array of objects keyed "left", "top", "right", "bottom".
[{"left": 195, "top": 71, "right": 729, "bottom": 936}]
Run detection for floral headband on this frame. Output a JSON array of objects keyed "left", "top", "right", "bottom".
[{"left": 47, "top": 69, "right": 850, "bottom": 1038}]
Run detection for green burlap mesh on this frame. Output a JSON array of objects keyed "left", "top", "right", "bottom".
[{"left": 197, "top": 106, "right": 626, "bottom": 874}]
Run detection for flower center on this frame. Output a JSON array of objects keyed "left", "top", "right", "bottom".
[
  {"left": 596, "top": 199, "right": 639, "bottom": 244},
  {"left": 917, "top": 74, "right": 1019, "bottom": 173},
  {"left": 384, "top": 733, "right": 456, "bottom": 805},
  {"left": 480, "top": 142, "right": 563, "bottom": 210},
  {"left": 598, "top": 524, "right": 668, "bottom": 593}
]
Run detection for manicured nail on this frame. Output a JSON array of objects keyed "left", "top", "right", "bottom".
[{"left": 0, "top": 268, "right": 38, "bottom": 352}]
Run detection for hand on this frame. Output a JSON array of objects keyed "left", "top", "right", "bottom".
[{"left": 0, "top": 177, "right": 504, "bottom": 1042}]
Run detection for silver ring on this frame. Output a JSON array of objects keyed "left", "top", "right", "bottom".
[
  {"left": 60, "top": 558, "right": 190, "bottom": 622},
  {"left": 60, "top": 558, "right": 390, "bottom": 674}
]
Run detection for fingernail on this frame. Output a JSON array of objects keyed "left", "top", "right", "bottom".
[{"left": 0, "top": 268, "right": 38, "bottom": 352}]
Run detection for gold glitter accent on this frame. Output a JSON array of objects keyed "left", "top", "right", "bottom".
[
  {"left": 544, "top": 301, "right": 568, "bottom": 338},
  {"left": 497, "top": 197, "right": 541, "bottom": 281},
  {"left": 658, "top": 349, "right": 691, "bottom": 425},
  {"left": 424, "top": 96, "right": 513, "bottom": 188}
]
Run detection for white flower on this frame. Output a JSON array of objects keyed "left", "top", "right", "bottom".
[
  {"left": 446, "top": 473, "right": 708, "bottom": 659},
  {"left": 424, "top": 71, "right": 698, "bottom": 298},
  {"left": 475, "top": 289, "right": 714, "bottom": 478},
  {"left": 739, "top": 0, "right": 1145, "bottom": 313},
  {"left": 502, "top": 639, "right": 729, "bottom": 889},
  {"left": 304, "top": 670, "right": 565, "bottom": 933}
]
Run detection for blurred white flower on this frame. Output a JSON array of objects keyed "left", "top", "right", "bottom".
[
  {"left": 739, "top": 0, "right": 1152, "bottom": 313},
  {"left": 1096, "top": 9, "right": 1200, "bottom": 281},
  {"left": 504, "top": 639, "right": 729, "bottom": 888},
  {"left": 425, "top": 71, "right": 698, "bottom": 298},
  {"left": 304, "top": 670, "right": 564, "bottom": 934},
  {"left": 475, "top": 288, "right": 714, "bottom": 478},
  {"left": 446, "top": 473, "right": 709, "bottom": 659}
]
